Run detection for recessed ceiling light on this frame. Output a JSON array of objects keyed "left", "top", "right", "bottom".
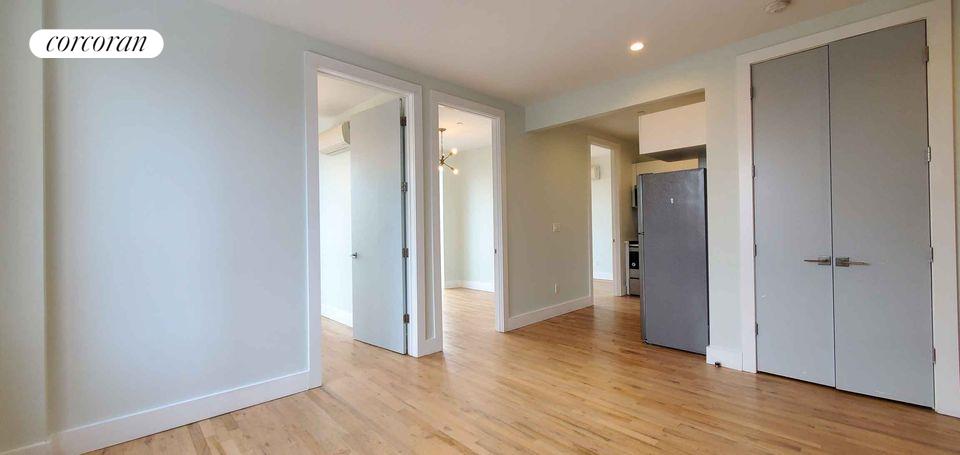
[{"left": 630, "top": 42, "right": 645, "bottom": 52}]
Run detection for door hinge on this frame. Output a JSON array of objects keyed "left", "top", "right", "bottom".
[
  {"left": 401, "top": 181, "right": 408, "bottom": 192},
  {"left": 403, "top": 314, "right": 410, "bottom": 324},
  {"left": 400, "top": 116, "right": 407, "bottom": 127},
  {"left": 923, "top": 45, "right": 929, "bottom": 63},
  {"left": 755, "top": 323, "right": 759, "bottom": 335},
  {"left": 933, "top": 347, "right": 937, "bottom": 364},
  {"left": 929, "top": 246, "right": 934, "bottom": 263},
  {"left": 926, "top": 146, "right": 932, "bottom": 163},
  {"left": 402, "top": 247, "right": 409, "bottom": 258},
  {"left": 752, "top": 165, "right": 757, "bottom": 179},
  {"left": 754, "top": 244, "right": 758, "bottom": 257},
  {"left": 750, "top": 86, "right": 755, "bottom": 100}
]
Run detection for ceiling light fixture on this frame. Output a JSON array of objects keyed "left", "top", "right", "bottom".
[
  {"left": 629, "top": 41, "right": 645, "bottom": 52},
  {"left": 438, "top": 128, "right": 459, "bottom": 175},
  {"left": 765, "top": 0, "right": 791, "bottom": 14}
]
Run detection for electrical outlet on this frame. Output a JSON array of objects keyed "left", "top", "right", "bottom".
[
  {"left": 554, "top": 283, "right": 559, "bottom": 294},
  {"left": 552, "top": 223, "right": 560, "bottom": 232}
]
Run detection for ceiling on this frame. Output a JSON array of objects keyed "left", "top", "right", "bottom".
[
  {"left": 210, "top": 0, "right": 864, "bottom": 104},
  {"left": 576, "top": 91, "right": 705, "bottom": 143},
  {"left": 316, "top": 73, "right": 389, "bottom": 124},
  {"left": 439, "top": 105, "right": 492, "bottom": 152}
]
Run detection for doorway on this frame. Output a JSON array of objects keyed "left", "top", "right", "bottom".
[
  {"left": 589, "top": 144, "right": 616, "bottom": 297},
  {"left": 429, "top": 91, "right": 508, "bottom": 350},
  {"left": 315, "top": 72, "right": 407, "bottom": 355},
  {"left": 305, "top": 52, "right": 426, "bottom": 387},
  {"left": 438, "top": 105, "right": 495, "bottom": 340}
]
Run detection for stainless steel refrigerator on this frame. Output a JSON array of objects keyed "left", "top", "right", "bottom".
[{"left": 639, "top": 169, "right": 708, "bottom": 354}]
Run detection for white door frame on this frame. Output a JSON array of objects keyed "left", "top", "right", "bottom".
[
  {"left": 587, "top": 137, "right": 625, "bottom": 297},
  {"left": 735, "top": 0, "right": 959, "bottom": 416},
  {"left": 304, "top": 51, "right": 426, "bottom": 387},
  {"left": 427, "top": 90, "right": 509, "bottom": 350}
]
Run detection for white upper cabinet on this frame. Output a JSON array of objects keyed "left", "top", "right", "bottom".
[{"left": 639, "top": 102, "right": 705, "bottom": 155}]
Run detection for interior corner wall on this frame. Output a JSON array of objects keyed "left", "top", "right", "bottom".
[
  {"left": 618, "top": 142, "right": 640, "bottom": 248},
  {"left": 523, "top": 0, "right": 936, "bottom": 360},
  {"left": 0, "top": 1, "right": 48, "bottom": 452}
]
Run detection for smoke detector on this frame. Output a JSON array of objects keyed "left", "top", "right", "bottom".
[{"left": 765, "top": 0, "right": 791, "bottom": 14}]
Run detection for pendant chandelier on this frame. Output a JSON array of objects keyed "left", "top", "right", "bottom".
[{"left": 438, "top": 127, "right": 459, "bottom": 175}]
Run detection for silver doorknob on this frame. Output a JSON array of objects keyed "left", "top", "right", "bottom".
[
  {"left": 835, "top": 257, "right": 869, "bottom": 267},
  {"left": 350, "top": 252, "right": 358, "bottom": 259},
  {"left": 803, "top": 257, "right": 832, "bottom": 266}
]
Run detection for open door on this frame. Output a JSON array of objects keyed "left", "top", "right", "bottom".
[{"left": 349, "top": 98, "right": 407, "bottom": 354}]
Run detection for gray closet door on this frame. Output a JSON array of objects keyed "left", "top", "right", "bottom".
[
  {"left": 641, "top": 169, "right": 708, "bottom": 354},
  {"left": 830, "top": 21, "right": 932, "bottom": 406},
  {"left": 350, "top": 98, "right": 407, "bottom": 354},
  {"left": 752, "top": 47, "right": 836, "bottom": 386}
]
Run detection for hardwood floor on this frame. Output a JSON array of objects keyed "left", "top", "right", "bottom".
[{"left": 92, "top": 288, "right": 960, "bottom": 454}]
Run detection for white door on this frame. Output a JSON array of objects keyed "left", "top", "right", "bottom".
[{"left": 349, "top": 98, "right": 407, "bottom": 354}]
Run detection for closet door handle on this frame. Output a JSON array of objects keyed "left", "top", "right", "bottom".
[
  {"left": 835, "top": 257, "right": 869, "bottom": 267},
  {"left": 803, "top": 257, "right": 832, "bottom": 266}
]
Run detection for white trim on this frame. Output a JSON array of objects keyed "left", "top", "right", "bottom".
[
  {"left": 304, "top": 52, "right": 426, "bottom": 372},
  {"left": 587, "top": 137, "right": 625, "bottom": 296},
  {"left": 506, "top": 295, "right": 593, "bottom": 331},
  {"left": 428, "top": 90, "right": 509, "bottom": 350},
  {"left": 52, "top": 371, "right": 308, "bottom": 454},
  {"left": 735, "top": 0, "right": 958, "bottom": 416},
  {"left": 0, "top": 442, "right": 51, "bottom": 455},
  {"left": 320, "top": 306, "right": 353, "bottom": 328},
  {"left": 706, "top": 345, "right": 743, "bottom": 370}
]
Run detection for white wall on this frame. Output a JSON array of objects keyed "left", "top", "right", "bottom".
[
  {"left": 5, "top": 0, "right": 602, "bottom": 449},
  {"left": 442, "top": 146, "right": 494, "bottom": 291},
  {"left": 319, "top": 151, "right": 353, "bottom": 327},
  {"left": 590, "top": 146, "right": 613, "bottom": 280},
  {"left": 0, "top": 1, "right": 47, "bottom": 452},
  {"left": 28, "top": 0, "right": 526, "bottom": 447},
  {"left": 525, "top": 0, "right": 939, "bottom": 364}
]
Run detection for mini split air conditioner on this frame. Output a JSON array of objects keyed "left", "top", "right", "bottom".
[{"left": 318, "top": 122, "right": 350, "bottom": 155}]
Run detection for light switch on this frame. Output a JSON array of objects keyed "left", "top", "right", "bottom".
[{"left": 552, "top": 223, "right": 560, "bottom": 232}]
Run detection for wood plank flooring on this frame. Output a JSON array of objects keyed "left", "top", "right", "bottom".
[{"left": 91, "top": 286, "right": 960, "bottom": 454}]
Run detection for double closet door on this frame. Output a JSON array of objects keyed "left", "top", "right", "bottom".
[{"left": 753, "top": 21, "right": 933, "bottom": 406}]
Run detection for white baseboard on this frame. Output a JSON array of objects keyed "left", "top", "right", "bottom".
[
  {"left": 706, "top": 345, "right": 743, "bottom": 371},
  {"left": 52, "top": 371, "right": 309, "bottom": 454},
  {"left": 321, "top": 306, "right": 353, "bottom": 327},
  {"left": 1, "top": 441, "right": 51, "bottom": 455},
  {"left": 460, "top": 280, "right": 494, "bottom": 292},
  {"left": 444, "top": 280, "right": 494, "bottom": 292},
  {"left": 506, "top": 295, "right": 592, "bottom": 331}
]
